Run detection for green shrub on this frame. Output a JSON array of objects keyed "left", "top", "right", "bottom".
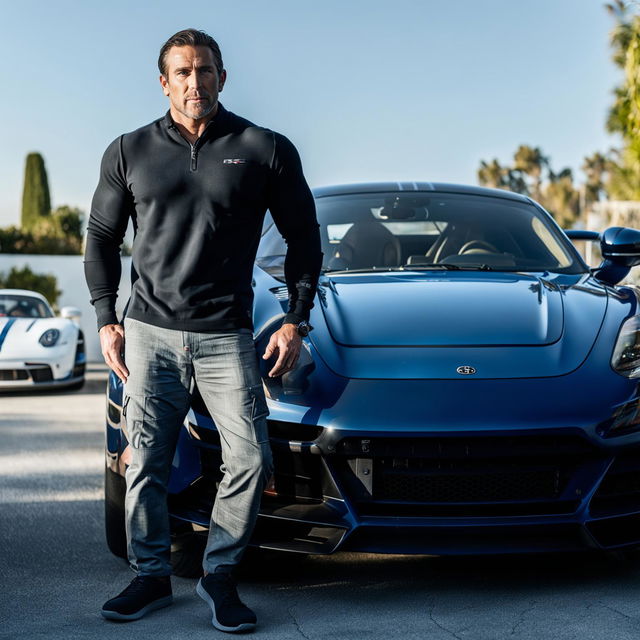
[
  {"left": 0, "top": 205, "right": 85, "bottom": 254},
  {"left": 0, "top": 265, "right": 61, "bottom": 309}
]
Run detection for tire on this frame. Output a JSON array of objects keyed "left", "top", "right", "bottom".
[
  {"left": 104, "top": 465, "right": 127, "bottom": 559},
  {"left": 105, "top": 466, "right": 207, "bottom": 576},
  {"left": 170, "top": 532, "right": 207, "bottom": 578}
]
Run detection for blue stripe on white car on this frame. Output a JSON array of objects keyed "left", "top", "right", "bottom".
[{"left": 0, "top": 318, "right": 16, "bottom": 352}]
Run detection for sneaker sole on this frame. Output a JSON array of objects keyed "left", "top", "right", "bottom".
[
  {"left": 196, "top": 578, "right": 256, "bottom": 633},
  {"left": 101, "top": 595, "right": 173, "bottom": 621}
]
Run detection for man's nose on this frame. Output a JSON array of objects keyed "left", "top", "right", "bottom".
[{"left": 189, "top": 70, "right": 203, "bottom": 88}]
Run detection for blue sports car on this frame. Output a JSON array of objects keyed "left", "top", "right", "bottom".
[{"left": 105, "top": 182, "right": 640, "bottom": 574}]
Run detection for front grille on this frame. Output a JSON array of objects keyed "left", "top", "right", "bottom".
[
  {"left": 375, "top": 463, "right": 566, "bottom": 502},
  {"left": 332, "top": 434, "right": 599, "bottom": 518},
  {"left": 30, "top": 366, "right": 53, "bottom": 383},
  {"left": 0, "top": 366, "right": 53, "bottom": 383},
  {"left": 0, "top": 369, "right": 29, "bottom": 381}
]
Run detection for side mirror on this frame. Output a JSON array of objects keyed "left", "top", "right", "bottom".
[
  {"left": 564, "top": 230, "right": 600, "bottom": 241},
  {"left": 61, "top": 306, "right": 82, "bottom": 324},
  {"left": 593, "top": 226, "right": 640, "bottom": 286},
  {"left": 601, "top": 226, "right": 640, "bottom": 266}
]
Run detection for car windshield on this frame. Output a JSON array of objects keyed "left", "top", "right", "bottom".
[
  {"left": 0, "top": 294, "right": 53, "bottom": 318},
  {"left": 257, "top": 191, "right": 587, "bottom": 275}
]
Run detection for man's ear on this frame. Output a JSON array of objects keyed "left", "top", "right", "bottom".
[
  {"left": 159, "top": 74, "right": 170, "bottom": 96},
  {"left": 218, "top": 69, "right": 227, "bottom": 91}
]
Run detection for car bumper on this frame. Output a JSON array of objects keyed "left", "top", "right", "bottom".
[
  {"left": 0, "top": 359, "right": 85, "bottom": 390},
  {"left": 106, "top": 364, "right": 640, "bottom": 555},
  {"left": 164, "top": 415, "right": 640, "bottom": 555}
]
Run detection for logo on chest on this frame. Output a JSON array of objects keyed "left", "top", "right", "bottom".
[{"left": 223, "top": 158, "right": 247, "bottom": 164}]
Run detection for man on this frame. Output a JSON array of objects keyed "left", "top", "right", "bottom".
[{"left": 84, "top": 28, "right": 322, "bottom": 632}]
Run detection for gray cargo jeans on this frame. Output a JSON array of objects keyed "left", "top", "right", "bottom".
[{"left": 122, "top": 317, "right": 273, "bottom": 577}]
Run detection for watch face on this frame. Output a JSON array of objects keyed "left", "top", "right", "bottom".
[{"left": 297, "top": 322, "right": 311, "bottom": 336}]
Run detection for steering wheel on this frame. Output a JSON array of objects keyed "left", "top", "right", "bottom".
[{"left": 458, "top": 240, "right": 499, "bottom": 255}]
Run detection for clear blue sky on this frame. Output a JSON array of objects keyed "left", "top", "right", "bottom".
[{"left": 0, "top": 0, "right": 621, "bottom": 227}]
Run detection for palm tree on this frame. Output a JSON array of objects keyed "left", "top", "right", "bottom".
[
  {"left": 581, "top": 152, "right": 609, "bottom": 203},
  {"left": 604, "top": 2, "right": 640, "bottom": 197},
  {"left": 513, "top": 145, "right": 548, "bottom": 200},
  {"left": 606, "top": 147, "right": 640, "bottom": 199},
  {"left": 606, "top": 0, "right": 634, "bottom": 68},
  {"left": 505, "top": 169, "right": 529, "bottom": 195},
  {"left": 606, "top": 2, "right": 633, "bottom": 135},
  {"left": 477, "top": 159, "right": 507, "bottom": 189},
  {"left": 542, "top": 168, "right": 579, "bottom": 228}
]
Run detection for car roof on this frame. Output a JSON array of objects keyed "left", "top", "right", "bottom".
[
  {"left": 312, "top": 182, "right": 532, "bottom": 204},
  {"left": 0, "top": 289, "right": 51, "bottom": 305}
]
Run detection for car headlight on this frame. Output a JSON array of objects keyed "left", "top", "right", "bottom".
[
  {"left": 39, "top": 328, "right": 60, "bottom": 347},
  {"left": 612, "top": 315, "right": 640, "bottom": 378}
]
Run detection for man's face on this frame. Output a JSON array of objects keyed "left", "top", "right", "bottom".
[{"left": 159, "top": 45, "right": 226, "bottom": 121}]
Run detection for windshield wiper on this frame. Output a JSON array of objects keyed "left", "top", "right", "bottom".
[
  {"left": 322, "top": 263, "right": 499, "bottom": 275},
  {"left": 408, "top": 263, "right": 497, "bottom": 271},
  {"left": 463, "top": 264, "right": 494, "bottom": 271},
  {"left": 402, "top": 263, "right": 461, "bottom": 270},
  {"left": 321, "top": 267, "right": 407, "bottom": 274}
]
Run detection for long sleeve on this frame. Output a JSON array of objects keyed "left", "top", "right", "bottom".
[
  {"left": 84, "top": 136, "right": 134, "bottom": 331},
  {"left": 268, "top": 133, "right": 323, "bottom": 326}
]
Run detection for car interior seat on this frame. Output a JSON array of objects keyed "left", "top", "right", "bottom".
[{"left": 327, "top": 220, "right": 402, "bottom": 270}]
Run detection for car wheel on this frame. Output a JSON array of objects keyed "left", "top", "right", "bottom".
[
  {"left": 104, "top": 465, "right": 127, "bottom": 559},
  {"left": 170, "top": 532, "right": 206, "bottom": 578}
]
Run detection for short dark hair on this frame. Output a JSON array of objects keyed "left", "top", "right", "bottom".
[{"left": 158, "top": 28, "right": 224, "bottom": 77}]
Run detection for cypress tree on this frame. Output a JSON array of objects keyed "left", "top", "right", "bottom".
[{"left": 21, "top": 152, "right": 51, "bottom": 230}]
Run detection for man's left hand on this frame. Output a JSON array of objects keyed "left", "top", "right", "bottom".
[{"left": 262, "top": 324, "right": 302, "bottom": 377}]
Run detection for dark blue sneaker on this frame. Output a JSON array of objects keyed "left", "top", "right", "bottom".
[
  {"left": 196, "top": 573, "right": 257, "bottom": 632},
  {"left": 101, "top": 575, "right": 173, "bottom": 621}
]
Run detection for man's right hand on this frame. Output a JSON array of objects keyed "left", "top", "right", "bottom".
[{"left": 99, "top": 323, "right": 129, "bottom": 383}]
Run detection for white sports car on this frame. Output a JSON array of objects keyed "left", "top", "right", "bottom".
[{"left": 0, "top": 289, "right": 86, "bottom": 391}]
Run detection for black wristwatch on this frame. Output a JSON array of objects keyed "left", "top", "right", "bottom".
[{"left": 296, "top": 321, "right": 313, "bottom": 337}]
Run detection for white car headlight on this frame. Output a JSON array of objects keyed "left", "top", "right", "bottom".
[
  {"left": 39, "top": 328, "right": 60, "bottom": 347},
  {"left": 611, "top": 315, "right": 640, "bottom": 378}
]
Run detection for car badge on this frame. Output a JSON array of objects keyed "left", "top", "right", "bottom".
[
  {"left": 456, "top": 365, "right": 476, "bottom": 375},
  {"left": 223, "top": 158, "right": 246, "bottom": 164}
]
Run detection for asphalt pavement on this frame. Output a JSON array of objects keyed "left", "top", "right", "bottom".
[{"left": 2, "top": 365, "right": 640, "bottom": 639}]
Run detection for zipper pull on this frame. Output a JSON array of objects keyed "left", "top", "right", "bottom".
[{"left": 190, "top": 146, "right": 197, "bottom": 171}]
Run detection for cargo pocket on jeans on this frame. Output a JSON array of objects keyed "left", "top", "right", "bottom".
[
  {"left": 122, "top": 393, "right": 150, "bottom": 450},
  {"left": 121, "top": 394, "right": 131, "bottom": 443},
  {"left": 249, "top": 384, "right": 269, "bottom": 443}
]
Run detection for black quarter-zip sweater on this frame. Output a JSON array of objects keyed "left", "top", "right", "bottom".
[{"left": 84, "top": 104, "right": 323, "bottom": 332}]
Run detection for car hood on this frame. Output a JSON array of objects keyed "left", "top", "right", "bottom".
[
  {"left": 310, "top": 272, "right": 609, "bottom": 379},
  {"left": 0, "top": 317, "right": 73, "bottom": 357},
  {"left": 321, "top": 273, "right": 565, "bottom": 347}
]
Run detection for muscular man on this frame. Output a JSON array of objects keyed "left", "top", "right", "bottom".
[{"left": 84, "top": 28, "right": 322, "bottom": 632}]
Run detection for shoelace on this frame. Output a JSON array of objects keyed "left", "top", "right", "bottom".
[{"left": 118, "top": 576, "right": 158, "bottom": 598}]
